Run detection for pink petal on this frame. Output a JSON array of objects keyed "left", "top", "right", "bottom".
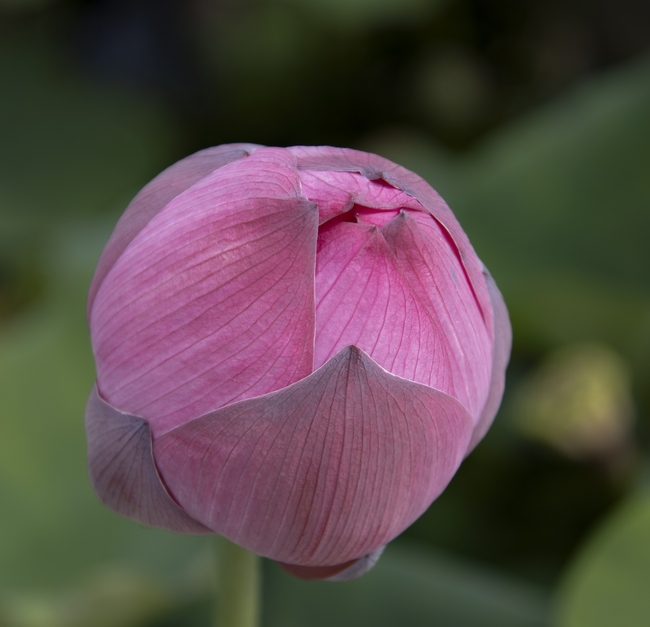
[
  {"left": 299, "top": 169, "right": 422, "bottom": 223},
  {"left": 468, "top": 269, "right": 512, "bottom": 450},
  {"left": 90, "top": 147, "right": 318, "bottom": 436},
  {"left": 88, "top": 143, "right": 260, "bottom": 314},
  {"left": 288, "top": 145, "right": 493, "bottom": 337},
  {"left": 84, "top": 384, "right": 211, "bottom": 533},
  {"left": 153, "top": 346, "right": 473, "bottom": 567},
  {"left": 314, "top": 211, "right": 492, "bottom": 420}
]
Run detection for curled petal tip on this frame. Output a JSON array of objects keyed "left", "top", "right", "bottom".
[
  {"left": 325, "top": 546, "right": 386, "bottom": 581},
  {"left": 278, "top": 546, "right": 385, "bottom": 581}
]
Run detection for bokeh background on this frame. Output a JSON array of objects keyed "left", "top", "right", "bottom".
[{"left": 1, "top": 0, "right": 650, "bottom": 625}]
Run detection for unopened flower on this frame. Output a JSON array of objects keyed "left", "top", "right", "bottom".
[{"left": 85, "top": 145, "right": 511, "bottom": 580}]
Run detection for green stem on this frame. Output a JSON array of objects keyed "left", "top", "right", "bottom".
[{"left": 215, "top": 536, "right": 261, "bottom": 627}]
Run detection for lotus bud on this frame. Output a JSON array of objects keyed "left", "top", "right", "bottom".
[{"left": 85, "top": 145, "right": 511, "bottom": 580}]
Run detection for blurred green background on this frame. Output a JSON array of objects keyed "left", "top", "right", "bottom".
[{"left": 1, "top": 0, "right": 650, "bottom": 625}]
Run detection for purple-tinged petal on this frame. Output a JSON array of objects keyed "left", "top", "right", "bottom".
[
  {"left": 314, "top": 211, "right": 491, "bottom": 420},
  {"left": 288, "top": 146, "right": 493, "bottom": 337},
  {"left": 85, "top": 384, "right": 211, "bottom": 533},
  {"left": 299, "top": 169, "right": 422, "bottom": 224},
  {"left": 468, "top": 269, "right": 512, "bottom": 450},
  {"left": 153, "top": 346, "right": 473, "bottom": 567},
  {"left": 88, "top": 143, "right": 261, "bottom": 314},
  {"left": 90, "top": 148, "right": 318, "bottom": 436},
  {"left": 279, "top": 546, "right": 385, "bottom": 581}
]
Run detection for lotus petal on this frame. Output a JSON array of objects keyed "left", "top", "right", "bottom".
[
  {"left": 88, "top": 144, "right": 260, "bottom": 312},
  {"left": 90, "top": 148, "right": 318, "bottom": 436},
  {"left": 85, "top": 385, "right": 210, "bottom": 533},
  {"left": 299, "top": 169, "right": 422, "bottom": 224},
  {"left": 382, "top": 210, "right": 492, "bottom": 420},
  {"left": 153, "top": 346, "right": 473, "bottom": 567},
  {"left": 288, "top": 145, "right": 493, "bottom": 337},
  {"left": 314, "top": 211, "right": 491, "bottom": 420},
  {"left": 468, "top": 268, "right": 512, "bottom": 449}
]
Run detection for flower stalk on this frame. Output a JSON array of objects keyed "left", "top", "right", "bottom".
[{"left": 215, "top": 536, "right": 260, "bottom": 627}]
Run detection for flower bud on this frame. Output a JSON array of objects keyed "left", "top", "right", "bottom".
[{"left": 85, "top": 145, "right": 511, "bottom": 580}]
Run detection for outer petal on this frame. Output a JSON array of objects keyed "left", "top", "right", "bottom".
[
  {"left": 88, "top": 143, "right": 261, "bottom": 314},
  {"left": 288, "top": 145, "right": 493, "bottom": 338},
  {"left": 468, "top": 268, "right": 512, "bottom": 450},
  {"left": 153, "top": 346, "right": 473, "bottom": 567},
  {"left": 314, "top": 212, "right": 491, "bottom": 420},
  {"left": 84, "top": 384, "right": 210, "bottom": 533},
  {"left": 90, "top": 147, "right": 318, "bottom": 436}
]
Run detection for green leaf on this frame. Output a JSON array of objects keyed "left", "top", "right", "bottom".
[
  {"left": 0, "top": 567, "right": 172, "bottom": 627},
  {"left": 264, "top": 542, "right": 551, "bottom": 627},
  {"left": 555, "top": 493, "right": 650, "bottom": 627},
  {"left": 0, "top": 224, "right": 207, "bottom": 589}
]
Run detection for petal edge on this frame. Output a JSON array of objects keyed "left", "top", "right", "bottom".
[{"left": 468, "top": 269, "right": 512, "bottom": 450}]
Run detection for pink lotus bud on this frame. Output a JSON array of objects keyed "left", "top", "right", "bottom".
[{"left": 85, "top": 145, "right": 511, "bottom": 581}]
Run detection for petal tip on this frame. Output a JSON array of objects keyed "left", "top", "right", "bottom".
[{"left": 277, "top": 546, "right": 385, "bottom": 581}]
